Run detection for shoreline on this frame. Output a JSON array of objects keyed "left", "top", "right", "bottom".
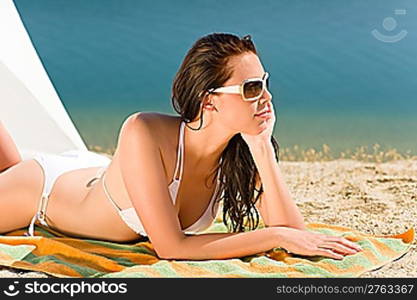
[{"left": 87, "top": 143, "right": 417, "bottom": 163}]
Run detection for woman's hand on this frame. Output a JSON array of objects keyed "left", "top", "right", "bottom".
[
  {"left": 241, "top": 101, "right": 276, "bottom": 149},
  {"left": 274, "top": 226, "right": 363, "bottom": 260}
]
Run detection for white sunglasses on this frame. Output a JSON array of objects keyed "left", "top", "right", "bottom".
[{"left": 207, "top": 72, "right": 269, "bottom": 101}]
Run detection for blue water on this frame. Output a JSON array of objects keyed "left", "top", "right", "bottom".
[{"left": 14, "top": 0, "right": 417, "bottom": 155}]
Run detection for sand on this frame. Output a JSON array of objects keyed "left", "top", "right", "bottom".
[{"left": 1, "top": 158, "right": 416, "bottom": 278}]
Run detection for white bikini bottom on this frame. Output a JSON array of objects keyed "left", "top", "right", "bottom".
[{"left": 26, "top": 150, "right": 111, "bottom": 236}]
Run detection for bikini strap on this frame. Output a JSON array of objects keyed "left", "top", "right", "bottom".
[
  {"left": 101, "top": 171, "right": 122, "bottom": 211},
  {"left": 173, "top": 120, "right": 185, "bottom": 181},
  {"left": 26, "top": 194, "right": 49, "bottom": 237},
  {"left": 86, "top": 166, "right": 107, "bottom": 187},
  {"left": 217, "top": 157, "right": 222, "bottom": 182}
]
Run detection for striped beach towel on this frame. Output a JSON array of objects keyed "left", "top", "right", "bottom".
[{"left": 0, "top": 218, "right": 413, "bottom": 278}]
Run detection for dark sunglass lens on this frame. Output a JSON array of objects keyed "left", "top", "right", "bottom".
[{"left": 243, "top": 81, "right": 263, "bottom": 99}]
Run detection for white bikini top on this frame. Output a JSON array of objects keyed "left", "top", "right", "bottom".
[{"left": 100, "top": 120, "right": 222, "bottom": 237}]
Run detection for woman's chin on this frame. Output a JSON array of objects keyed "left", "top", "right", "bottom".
[{"left": 256, "top": 119, "right": 268, "bottom": 127}]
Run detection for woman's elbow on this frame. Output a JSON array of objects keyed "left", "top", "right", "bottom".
[
  {"left": 153, "top": 238, "right": 186, "bottom": 260},
  {"left": 156, "top": 247, "right": 182, "bottom": 260}
]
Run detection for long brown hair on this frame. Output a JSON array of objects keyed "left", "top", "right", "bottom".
[{"left": 171, "top": 33, "right": 280, "bottom": 232}]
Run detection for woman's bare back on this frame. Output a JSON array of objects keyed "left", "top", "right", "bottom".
[{"left": 28, "top": 113, "right": 220, "bottom": 242}]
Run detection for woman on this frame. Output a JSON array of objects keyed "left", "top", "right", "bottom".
[{"left": 0, "top": 33, "right": 362, "bottom": 260}]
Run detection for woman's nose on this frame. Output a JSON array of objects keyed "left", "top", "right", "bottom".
[{"left": 259, "top": 88, "right": 272, "bottom": 104}]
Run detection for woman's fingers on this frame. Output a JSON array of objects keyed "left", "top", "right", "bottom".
[
  {"left": 323, "top": 235, "right": 362, "bottom": 252},
  {"left": 318, "top": 242, "right": 358, "bottom": 255},
  {"left": 315, "top": 248, "right": 344, "bottom": 260}
]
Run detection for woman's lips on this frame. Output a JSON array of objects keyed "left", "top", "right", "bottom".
[{"left": 255, "top": 109, "right": 271, "bottom": 117}]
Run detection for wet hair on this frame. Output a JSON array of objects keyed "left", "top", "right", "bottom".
[{"left": 171, "top": 32, "right": 280, "bottom": 232}]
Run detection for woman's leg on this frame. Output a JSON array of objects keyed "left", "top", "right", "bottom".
[
  {"left": 0, "top": 121, "right": 22, "bottom": 173},
  {"left": 0, "top": 159, "right": 44, "bottom": 234}
]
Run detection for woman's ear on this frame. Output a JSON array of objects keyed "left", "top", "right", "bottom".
[
  {"left": 202, "top": 92, "right": 218, "bottom": 112},
  {"left": 204, "top": 101, "right": 218, "bottom": 112}
]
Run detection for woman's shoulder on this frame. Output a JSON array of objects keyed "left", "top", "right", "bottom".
[
  {"left": 123, "top": 111, "right": 179, "bottom": 129},
  {"left": 118, "top": 111, "right": 180, "bottom": 151},
  {"left": 113, "top": 112, "right": 181, "bottom": 181}
]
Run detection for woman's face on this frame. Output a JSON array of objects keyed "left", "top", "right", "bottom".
[{"left": 210, "top": 52, "right": 273, "bottom": 135}]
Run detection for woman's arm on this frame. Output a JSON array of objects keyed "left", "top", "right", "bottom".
[
  {"left": 170, "top": 224, "right": 360, "bottom": 260},
  {"left": 241, "top": 102, "right": 305, "bottom": 230},
  {"left": 170, "top": 227, "right": 281, "bottom": 260},
  {"left": 252, "top": 141, "right": 307, "bottom": 231}
]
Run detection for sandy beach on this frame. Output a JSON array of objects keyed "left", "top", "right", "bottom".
[{"left": 1, "top": 157, "right": 416, "bottom": 278}]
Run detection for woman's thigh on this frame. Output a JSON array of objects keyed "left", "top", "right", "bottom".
[{"left": 0, "top": 159, "right": 44, "bottom": 233}]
